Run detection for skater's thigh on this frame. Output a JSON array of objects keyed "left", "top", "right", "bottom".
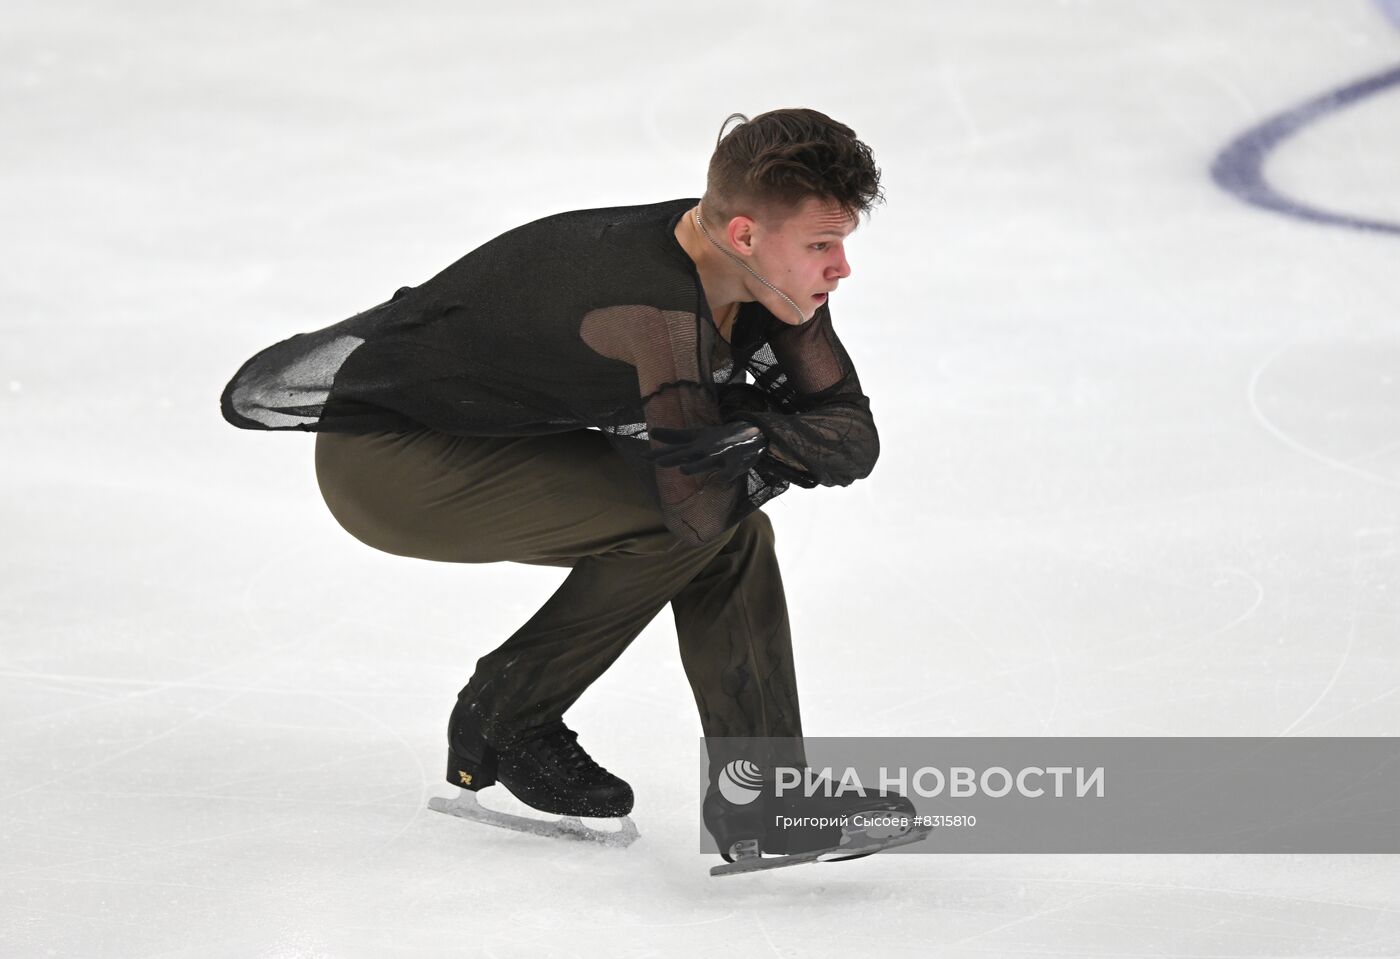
[{"left": 314, "top": 426, "right": 669, "bottom": 565}]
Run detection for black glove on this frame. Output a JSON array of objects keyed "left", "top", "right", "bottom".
[
  {"left": 641, "top": 421, "right": 768, "bottom": 485},
  {"left": 717, "top": 382, "right": 781, "bottom": 421}
]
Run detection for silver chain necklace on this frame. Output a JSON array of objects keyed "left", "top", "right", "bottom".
[{"left": 693, "top": 203, "right": 806, "bottom": 325}]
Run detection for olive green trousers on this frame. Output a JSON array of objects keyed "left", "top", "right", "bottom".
[{"left": 313, "top": 426, "right": 805, "bottom": 765}]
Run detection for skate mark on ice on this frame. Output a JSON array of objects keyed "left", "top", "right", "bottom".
[
  {"left": 314, "top": 689, "right": 431, "bottom": 860},
  {"left": 866, "top": 550, "right": 1059, "bottom": 730},
  {"left": 1000, "top": 574, "right": 1064, "bottom": 734},
  {"left": 0, "top": 541, "right": 352, "bottom": 731},
  {"left": 1275, "top": 529, "right": 1365, "bottom": 737},
  {"left": 0, "top": 683, "right": 248, "bottom": 804},
  {"left": 1022, "top": 538, "right": 1268, "bottom": 668},
  {"left": 1246, "top": 338, "right": 1400, "bottom": 490}
]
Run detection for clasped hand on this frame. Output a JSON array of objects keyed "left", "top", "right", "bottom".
[{"left": 641, "top": 422, "right": 767, "bottom": 484}]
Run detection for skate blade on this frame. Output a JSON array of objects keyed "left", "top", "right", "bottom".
[
  {"left": 709, "top": 823, "right": 933, "bottom": 877},
  {"left": 428, "top": 788, "right": 640, "bottom": 849}
]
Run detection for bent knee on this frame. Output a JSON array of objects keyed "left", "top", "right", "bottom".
[{"left": 737, "top": 508, "right": 775, "bottom": 547}]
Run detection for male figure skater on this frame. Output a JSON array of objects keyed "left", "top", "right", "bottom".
[{"left": 221, "top": 107, "right": 910, "bottom": 864}]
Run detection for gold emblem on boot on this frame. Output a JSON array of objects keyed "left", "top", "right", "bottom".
[{"left": 458, "top": 770, "right": 473, "bottom": 786}]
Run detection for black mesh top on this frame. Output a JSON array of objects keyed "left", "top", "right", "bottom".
[{"left": 220, "top": 197, "right": 878, "bottom": 546}]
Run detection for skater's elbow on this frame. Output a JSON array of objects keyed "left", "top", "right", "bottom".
[
  {"left": 823, "top": 422, "right": 879, "bottom": 487},
  {"left": 852, "top": 432, "right": 880, "bottom": 481}
]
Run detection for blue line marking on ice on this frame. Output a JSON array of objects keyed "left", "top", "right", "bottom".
[
  {"left": 1377, "top": 0, "right": 1400, "bottom": 30},
  {"left": 1209, "top": 62, "right": 1400, "bottom": 237}
]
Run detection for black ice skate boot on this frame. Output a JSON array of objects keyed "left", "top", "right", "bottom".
[
  {"left": 703, "top": 783, "right": 767, "bottom": 862},
  {"left": 446, "top": 697, "right": 500, "bottom": 793},
  {"left": 493, "top": 720, "right": 634, "bottom": 818},
  {"left": 447, "top": 698, "right": 633, "bottom": 818}
]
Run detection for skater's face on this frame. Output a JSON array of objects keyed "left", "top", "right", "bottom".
[{"left": 742, "top": 195, "right": 857, "bottom": 325}]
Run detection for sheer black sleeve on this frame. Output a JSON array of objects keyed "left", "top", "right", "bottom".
[
  {"left": 580, "top": 304, "right": 746, "bottom": 547},
  {"left": 731, "top": 301, "right": 879, "bottom": 489}
]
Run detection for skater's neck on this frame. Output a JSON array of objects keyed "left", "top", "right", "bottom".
[{"left": 673, "top": 204, "right": 749, "bottom": 342}]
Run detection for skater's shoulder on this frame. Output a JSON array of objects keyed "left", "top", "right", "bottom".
[
  {"left": 529, "top": 197, "right": 703, "bottom": 285},
  {"left": 420, "top": 198, "right": 696, "bottom": 289},
  {"left": 502, "top": 197, "right": 696, "bottom": 238},
  {"left": 547, "top": 197, "right": 696, "bottom": 227},
  {"left": 465, "top": 198, "right": 697, "bottom": 273}
]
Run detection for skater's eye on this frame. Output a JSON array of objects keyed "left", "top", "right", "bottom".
[{"left": 810, "top": 243, "right": 829, "bottom": 252}]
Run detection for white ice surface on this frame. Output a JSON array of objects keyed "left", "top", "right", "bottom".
[{"left": 4, "top": 0, "right": 1400, "bottom": 956}]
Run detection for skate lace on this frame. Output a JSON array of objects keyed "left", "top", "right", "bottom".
[{"left": 526, "top": 723, "right": 612, "bottom": 782}]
